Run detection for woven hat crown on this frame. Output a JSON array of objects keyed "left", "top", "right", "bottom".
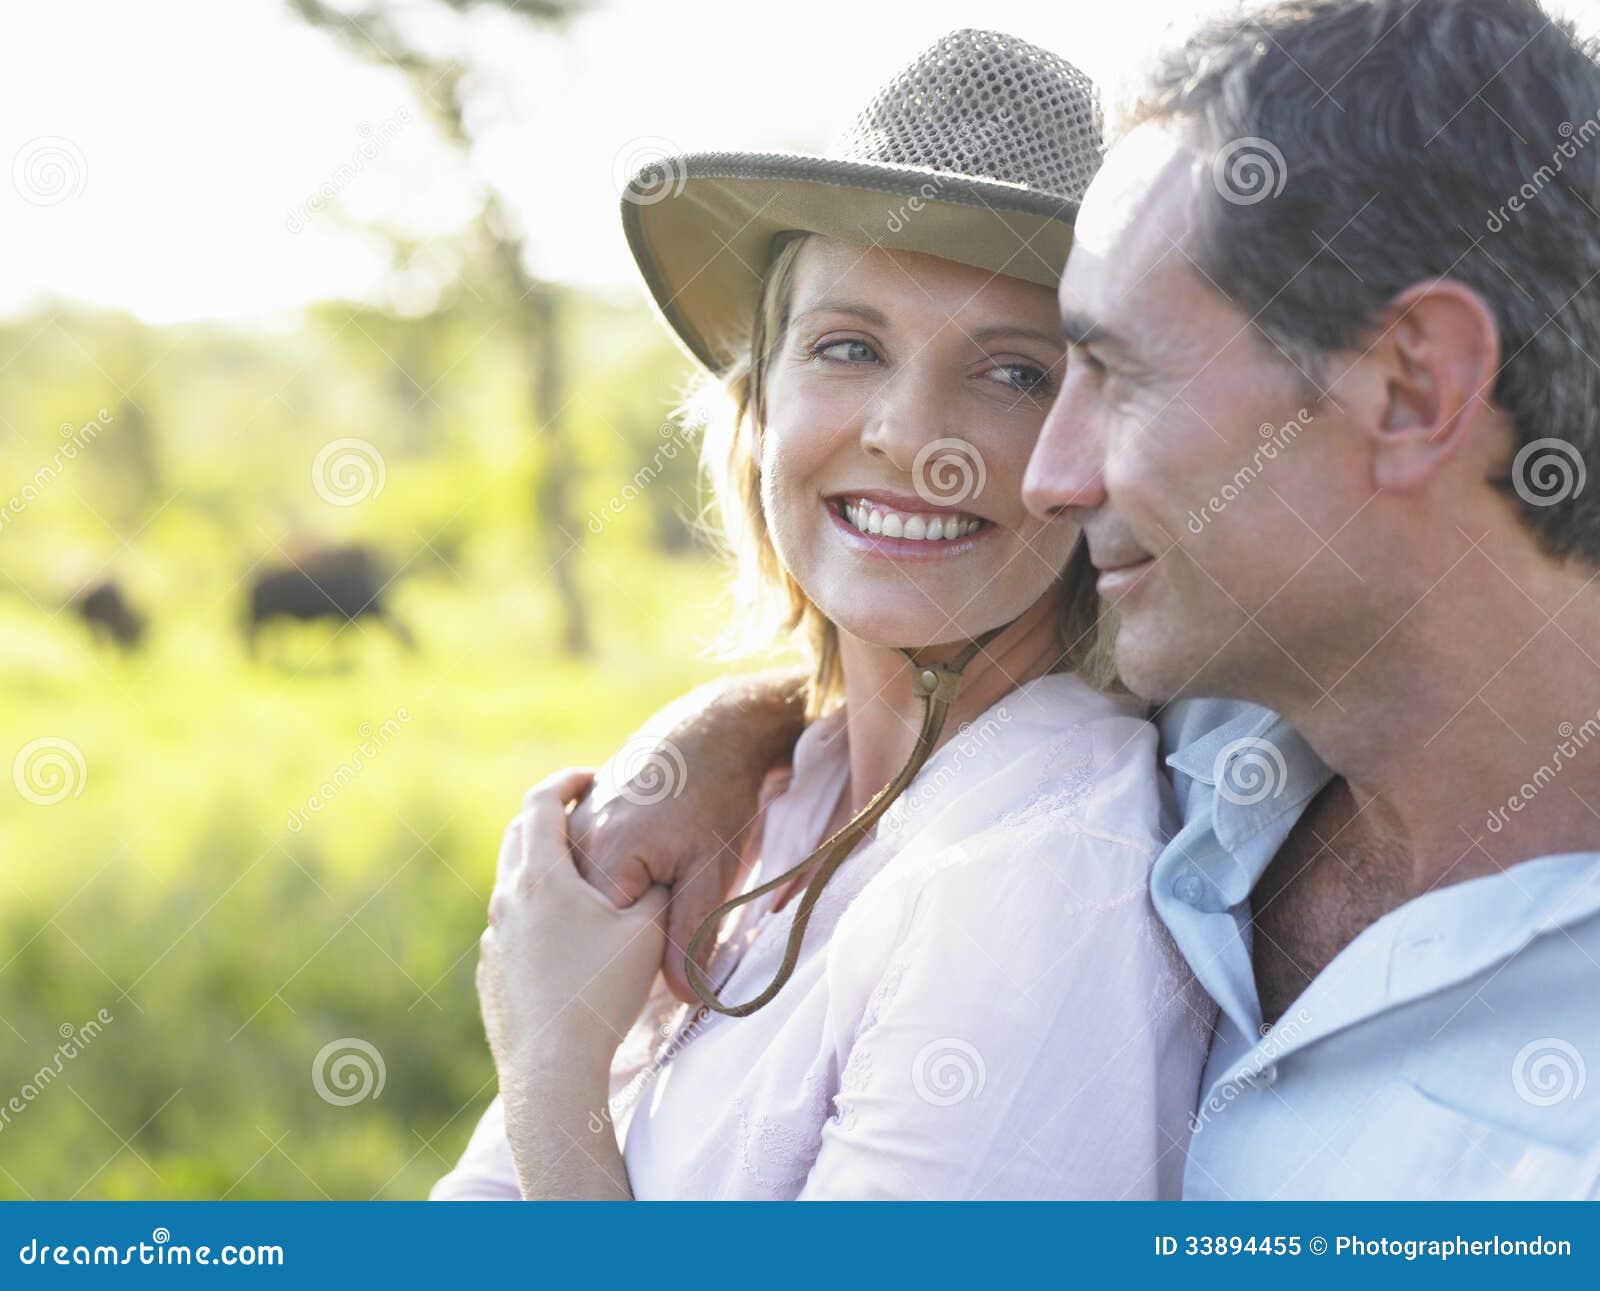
[{"left": 834, "top": 28, "right": 1103, "bottom": 201}]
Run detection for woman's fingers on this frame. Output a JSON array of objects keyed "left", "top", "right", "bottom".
[
  {"left": 509, "top": 768, "right": 597, "bottom": 888},
  {"left": 525, "top": 766, "right": 596, "bottom": 809}
]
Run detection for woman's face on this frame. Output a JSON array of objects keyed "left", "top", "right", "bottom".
[{"left": 759, "top": 236, "right": 1080, "bottom": 649}]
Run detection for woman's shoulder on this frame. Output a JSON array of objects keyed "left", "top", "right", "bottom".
[{"left": 877, "top": 671, "right": 1171, "bottom": 865}]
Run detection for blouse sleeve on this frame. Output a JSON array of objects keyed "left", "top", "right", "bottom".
[
  {"left": 428, "top": 1092, "right": 521, "bottom": 1201},
  {"left": 797, "top": 823, "right": 1209, "bottom": 1201}
]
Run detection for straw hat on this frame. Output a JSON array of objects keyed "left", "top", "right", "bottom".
[{"left": 620, "top": 28, "right": 1103, "bottom": 375}]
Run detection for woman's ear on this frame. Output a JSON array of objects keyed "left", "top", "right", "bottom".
[{"left": 1366, "top": 278, "right": 1502, "bottom": 493}]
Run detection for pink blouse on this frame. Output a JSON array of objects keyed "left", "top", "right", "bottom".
[{"left": 432, "top": 673, "right": 1215, "bottom": 1200}]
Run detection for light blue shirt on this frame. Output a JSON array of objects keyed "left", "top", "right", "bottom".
[{"left": 1154, "top": 697, "right": 1600, "bottom": 1199}]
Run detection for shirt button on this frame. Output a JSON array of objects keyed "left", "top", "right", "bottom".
[
  {"left": 1260, "top": 1064, "right": 1278, "bottom": 1086},
  {"left": 1173, "top": 872, "right": 1205, "bottom": 904}
]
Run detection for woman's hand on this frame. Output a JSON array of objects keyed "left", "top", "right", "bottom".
[
  {"left": 567, "top": 668, "right": 807, "bottom": 1003},
  {"left": 477, "top": 767, "right": 668, "bottom": 1081}
]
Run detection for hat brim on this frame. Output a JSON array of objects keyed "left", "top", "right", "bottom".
[{"left": 621, "top": 152, "right": 1077, "bottom": 375}]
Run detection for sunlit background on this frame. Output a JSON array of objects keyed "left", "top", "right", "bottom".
[{"left": 2, "top": 0, "right": 1593, "bottom": 1199}]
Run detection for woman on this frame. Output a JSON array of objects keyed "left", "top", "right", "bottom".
[{"left": 435, "top": 29, "right": 1212, "bottom": 1201}]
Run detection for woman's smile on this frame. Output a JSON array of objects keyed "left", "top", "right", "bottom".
[{"left": 822, "top": 489, "right": 994, "bottom": 563}]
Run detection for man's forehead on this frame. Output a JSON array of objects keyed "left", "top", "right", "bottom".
[{"left": 1063, "top": 120, "right": 1204, "bottom": 314}]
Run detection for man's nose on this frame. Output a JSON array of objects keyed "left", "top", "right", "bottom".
[{"left": 1022, "top": 385, "right": 1106, "bottom": 523}]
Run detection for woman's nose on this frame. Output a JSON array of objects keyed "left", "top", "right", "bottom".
[{"left": 857, "top": 370, "right": 956, "bottom": 472}]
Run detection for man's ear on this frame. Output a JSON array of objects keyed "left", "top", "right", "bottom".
[{"left": 1363, "top": 278, "right": 1501, "bottom": 493}]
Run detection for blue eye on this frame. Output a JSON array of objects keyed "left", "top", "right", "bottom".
[
  {"left": 814, "top": 338, "right": 877, "bottom": 364},
  {"left": 987, "top": 362, "right": 1054, "bottom": 395}
]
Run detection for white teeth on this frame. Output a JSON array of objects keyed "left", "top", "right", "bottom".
[{"left": 836, "top": 498, "right": 982, "bottom": 542}]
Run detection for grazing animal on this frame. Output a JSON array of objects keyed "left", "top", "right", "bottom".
[
  {"left": 245, "top": 545, "right": 414, "bottom": 657},
  {"left": 74, "top": 579, "right": 146, "bottom": 650}
]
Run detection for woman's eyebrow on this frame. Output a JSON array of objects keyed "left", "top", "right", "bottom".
[
  {"left": 790, "top": 302, "right": 890, "bottom": 328},
  {"left": 968, "top": 324, "right": 1067, "bottom": 349}
]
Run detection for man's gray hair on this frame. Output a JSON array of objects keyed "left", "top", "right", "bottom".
[{"left": 1130, "top": 0, "right": 1600, "bottom": 564}]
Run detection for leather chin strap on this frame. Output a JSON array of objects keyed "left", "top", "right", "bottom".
[{"left": 683, "top": 617, "right": 1016, "bottom": 1018}]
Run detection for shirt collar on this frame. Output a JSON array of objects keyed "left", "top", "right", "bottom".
[{"left": 1163, "top": 701, "right": 1333, "bottom": 905}]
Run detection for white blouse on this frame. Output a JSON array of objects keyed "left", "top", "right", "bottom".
[{"left": 432, "top": 672, "right": 1215, "bottom": 1201}]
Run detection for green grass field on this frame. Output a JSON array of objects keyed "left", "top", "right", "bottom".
[{"left": 0, "top": 531, "right": 760, "bottom": 1198}]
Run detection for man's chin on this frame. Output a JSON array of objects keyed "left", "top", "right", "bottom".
[{"left": 1112, "top": 625, "right": 1191, "bottom": 706}]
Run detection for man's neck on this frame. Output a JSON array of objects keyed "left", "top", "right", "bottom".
[{"left": 1269, "top": 547, "right": 1600, "bottom": 899}]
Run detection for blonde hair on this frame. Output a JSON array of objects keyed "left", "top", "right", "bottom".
[{"left": 687, "top": 232, "right": 1121, "bottom": 720}]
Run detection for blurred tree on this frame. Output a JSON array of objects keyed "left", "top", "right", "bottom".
[{"left": 288, "top": 0, "right": 593, "bottom": 654}]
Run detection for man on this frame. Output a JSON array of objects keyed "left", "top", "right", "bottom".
[{"left": 569, "top": 0, "right": 1600, "bottom": 1198}]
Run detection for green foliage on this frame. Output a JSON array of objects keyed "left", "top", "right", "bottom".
[{"left": 0, "top": 294, "right": 785, "bottom": 1198}]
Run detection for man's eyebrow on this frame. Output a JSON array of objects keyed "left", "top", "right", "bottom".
[
  {"left": 1058, "top": 309, "right": 1119, "bottom": 348},
  {"left": 790, "top": 302, "right": 890, "bottom": 328}
]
